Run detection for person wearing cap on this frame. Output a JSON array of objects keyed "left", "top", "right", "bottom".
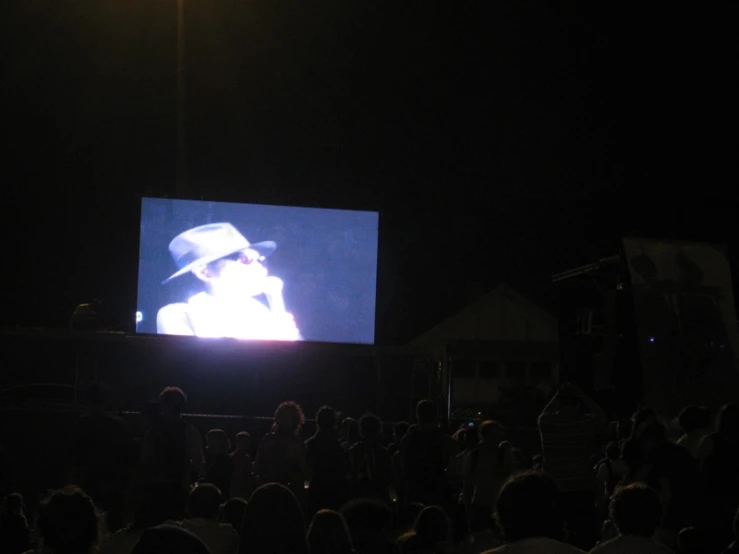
[{"left": 157, "top": 223, "right": 301, "bottom": 340}]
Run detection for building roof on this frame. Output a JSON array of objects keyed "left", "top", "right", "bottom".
[{"left": 411, "top": 282, "right": 558, "bottom": 346}]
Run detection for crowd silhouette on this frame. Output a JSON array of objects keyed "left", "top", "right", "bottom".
[{"left": 2, "top": 381, "right": 738, "bottom": 554}]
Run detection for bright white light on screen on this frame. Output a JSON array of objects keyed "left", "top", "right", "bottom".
[{"left": 137, "top": 197, "right": 379, "bottom": 344}]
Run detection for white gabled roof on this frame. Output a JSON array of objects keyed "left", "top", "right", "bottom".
[{"left": 411, "top": 282, "right": 558, "bottom": 346}]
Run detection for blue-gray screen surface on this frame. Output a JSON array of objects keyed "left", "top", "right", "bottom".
[{"left": 137, "top": 197, "right": 378, "bottom": 344}]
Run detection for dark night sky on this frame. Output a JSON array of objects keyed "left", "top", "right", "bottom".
[{"left": 2, "top": 2, "right": 737, "bottom": 343}]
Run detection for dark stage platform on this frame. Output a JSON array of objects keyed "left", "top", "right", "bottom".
[{"left": 0, "top": 328, "right": 440, "bottom": 422}]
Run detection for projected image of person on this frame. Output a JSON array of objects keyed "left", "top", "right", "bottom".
[{"left": 156, "top": 223, "right": 301, "bottom": 340}]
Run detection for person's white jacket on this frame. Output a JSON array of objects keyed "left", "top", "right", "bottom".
[{"left": 157, "top": 292, "right": 301, "bottom": 340}]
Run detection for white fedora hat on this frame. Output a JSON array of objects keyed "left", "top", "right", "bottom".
[{"left": 163, "top": 222, "right": 276, "bottom": 283}]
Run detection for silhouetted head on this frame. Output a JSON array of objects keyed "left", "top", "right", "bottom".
[
  {"left": 132, "top": 524, "right": 210, "bottom": 554},
  {"left": 631, "top": 408, "right": 658, "bottom": 439},
  {"left": 479, "top": 420, "right": 506, "bottom": 445},
  {"left": 273, "top": 401, "right": 305, "bottom": 435},
  {"left": 1, "top": 493, "right": 23, "bottom": 515},
  {"left": 678, "top": 526, "right": 706, "bottom": 554},
  {"left": 342, "top": 418, "right": 359, "bottom": 444},
  {"left": 494, "top": 471, "right": 565, "bottom": 542},
  {"left": 413, "top": 505, "right": 451, "bottom": 546},
  {"left": 188, "top": 484, "right": 222, "bottom": 520},
  {"left": 639, "top": 421, "right": 668, "bottom": 459},
  {"left": 416, "top": 400, "right": 438, "bottom": 426},
  {"left": 205, "top": 429, "right": 231, "bottom": 456},
  {"left": 359, "top": 413, "right": 382, "bottom": 441},
  {"left": 307, "top": 509, "right": 354, "bottom": 554},
  {"left": 619, "top": 438, "right": 644, "bottom": 476},
  {"left": 160, "top": 387, "right": 187, "bottom": 418},
  {"left": 240, "top": 483, "right": 307, "bottom": 554},
  {"left": 605, "top": 441, "right": 620, "bottom": 461},
  {"left": 38, "top": 487, "right": 102, "bottom": 554},
  {"left": 393, "top": 421, "right": 410, "bottom": 443},
  {"left": 639, "top": 420, "right": 667, "bottom": 441},
  {"left": 460, "top": 427, "right": 480, "bottom": 451},
  {"left": 610, "top": 483, "right": 663, "bottom": 538},
  {"left": 235, "top": 431, "right": 250, "bottom": 451},
  {"left": 340, "top": 498, "right": 392, "bottom": 547},
  {"left": 220, "top": 498, "right": 247, "bottom": 532},
  {"left": 316, "top": 406, "right": 337, "bottom": 433}
]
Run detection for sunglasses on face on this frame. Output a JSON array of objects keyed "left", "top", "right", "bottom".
[{"left": 219, "top": 250, "right": 265, "bottom": 265}]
